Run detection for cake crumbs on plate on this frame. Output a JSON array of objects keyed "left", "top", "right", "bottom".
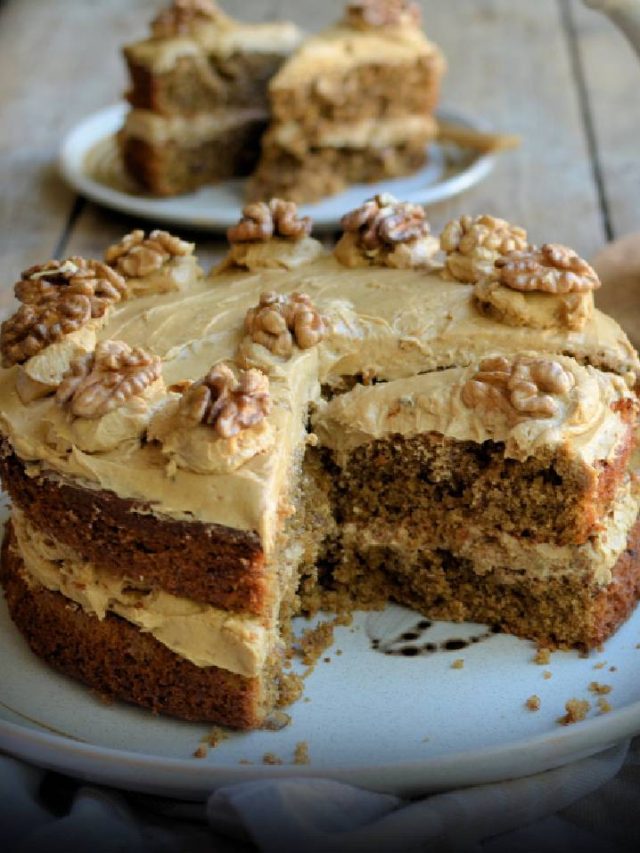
[
  {"left": 193, "top": 744, "right": 208, "bottom": 759},
  {"left": 557, "top": 698, "right": 591, "bottom": 726},
  {"left": 294, "top": 741, "right": 310, "bottom": 765},
  {"left": 525, "top": 695, "right": 541, "bottom": 711},
  {"left": 239, "top": 759, "right": 253, "bottom": 765},
  {"left": 593, "top": 661, "right": 607, "bottom": 670},
  {"left": 204, "top": 725, "right": 229, "bottom": 747},
  {"left": 597, "top": 697, "right": 613, "bottom": 714},
  {"left": 543, "top": 670, "right": 552, "bottom": 680},
  {"left": 609, "top": 665, "right": 617, "bottom": 672},
  {"left": 533, "top": 647, "right": 551, "bottom": 665},
  {"left": 262, "top": 752, "right": 283, "bottom": 765},
  {"left": 588, "top": 681, "right": 612, "bottom": 695},
  {"left": 277, "top": 671, "right": 304, "bottom": 707},
  {"left": 451, "top": 658, "right": 464, "bottom": 669},
  {"left": 297, "top": 620, "right": 335, "bottom": 665},
  {"left": 263, "top": 710, "right": 291, "bottom": 731}
]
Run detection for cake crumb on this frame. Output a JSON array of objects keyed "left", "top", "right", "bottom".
[
  {"left": 588, "top": 682, "right": 612, "bottom": 695},
  {"left": 593, "top": 661, "right": 606, "bottom": 670},
  {"left": 323, "top": 657, "right": 331, "bottom": 663},
  {"left": 298, "top": 620, "right": 335, "bottom": 665},
  {"left": 263, "top": 710, "right": 291, "bottom": 731},
  {"left": 451, "top": 658, "right": 464, "bottom": 669},
  {"left": 205, "top": 726, "right": 229, "bottom": 747},
  {"left": 90, "top": 689, "right": 114, "bottom": 706},
  {"left": 239, "top": 759, "right": 253, "bottom": 765},
  {"left": 543, "top": 670, "right": 552, "bottom": 680},
  {"left": 303, "top": 697, "right": 311, "bottom": 703},
  {"left": 193, "top": 744, "right": 208, "bottom": 759},
  {"left": 525, "top": 695, "right": 541, "bottom": 711},
  {"left": 557, "top": 698, "right": 590, "bottom": 726},
  {"left": 597, "top": 697, "right": 613, "bottom": 714},
  {"left": 533, "top": 648, "right": 551, "bottom": 665},
  {"left": 277, "top": 671, "right": 304, "bottom": 707},
  {"left": 609, "top": 666, "right": 617, "bottom": 672},
  {"left": 336, "top": 649, "right": 343, "bottom": 656},
  {"left": 262, "top": 752, "right": 283, "bottom": 765},
  {"left": 294, "top": 741, "right": 310, "bottom": 765}
]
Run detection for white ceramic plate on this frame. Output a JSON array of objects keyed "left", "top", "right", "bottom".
[
  {"left": 58, "top": 104, "right": 497, "bottom": 231},
  {"left": 2, "top": 492, "right": 640, "bottom": 800}
]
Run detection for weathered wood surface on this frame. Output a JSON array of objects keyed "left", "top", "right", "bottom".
[{"left": 0, "top": 0, "right": 639, "bottom": 333}]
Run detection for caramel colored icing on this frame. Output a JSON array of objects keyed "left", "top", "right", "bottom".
[
  {"left": 474, "top": 280, "right": 594, "bottom": 331},
  {"left": 0, "top": 239, "right": 638, "bottom": 560},
  {"left": 12, "top": 510, "right": 269, "bottom": 676},
  {"left": 123, "top": 107, "right": 267, "bottom": 146}
]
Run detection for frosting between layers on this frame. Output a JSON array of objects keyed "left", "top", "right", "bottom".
[
  {"left": 123, "top": 107, "right": 267, "bottom": 146},
  {"left": 0, "top": 242, "right": 638, "bottom": 553},
  {"left": 12, "top": 510, "right": 269, "bottom": 676},
  {"left": 342, "top": 476, "right": 640, "bottom": 588},
  {"left": 271, "top": 114, "right": 438, "bottom": 154}
]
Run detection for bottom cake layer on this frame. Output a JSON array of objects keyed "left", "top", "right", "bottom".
[
  {"left": 247, "top": 140, "right": 429, "bottom": 204},
  {"left": 121, "top": 114, "right": 267, "bottom": 196},
  {"left": 1, "top": 523, "right": 277, "bottom": 727}
]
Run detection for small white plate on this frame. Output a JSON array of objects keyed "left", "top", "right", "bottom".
[
  {"left": 2, "top": 493, "right": 640, "bottom": 800},
  {"left": 58, "top": 104, "right": 497, "bottom": 231}
]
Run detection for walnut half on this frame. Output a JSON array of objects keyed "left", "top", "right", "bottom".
[
  {"left": 496, "top": 244, "right": 601, "bottom": 294},
  {"left": 344, "top": 0, "right": 421, "bottom": 29},
  {"left": 461, "top": 355, "right": 575, "bottom": 420},
  {"left": 244, "top": 291, "right": 326, "bottom": 358},
  {"left": 105, "top": 229, "right": 194, "bottom": 279},
  {"left": 56, "top": 340, "right": 162, "bottom": 419},
  {"left": 179, "top": 362, "right": 271, "bottom": 439},
  {"left": 1, "top": 258, "right": 127, "bottom": 367},
  {"left": 151, "top": 0, "right": 223, "bottom": 38},
  {"left": 341, "top": 193, "right": 430, "bottom": 250},
  {"left": 440, "top": 214, "right": 528, "bottom": 284},
  {"left": 227, "top": 199, "right": 312, "bottom": 244}
]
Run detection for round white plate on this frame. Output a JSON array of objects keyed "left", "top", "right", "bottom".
[
  {"left": 58, "top": 104, "right": 497, "bottom": 231},
  {"left": 2, "top": 492, "right": 640, "bottom": 800}
]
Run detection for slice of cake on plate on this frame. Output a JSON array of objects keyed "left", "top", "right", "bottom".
[
  {"left": 120, "top": 0, "right": 302, "bottom": 195},
  {"left": 1, "top": 199, "right": 640, "bottom": 727},
  {"left": 248, "top": 1, "right": 446, "bottom": 203}
]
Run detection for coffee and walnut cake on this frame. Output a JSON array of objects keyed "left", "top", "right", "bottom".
[
  {"left": 2, "top": 197, "right": 640, "bottom": 728},
  {"left": 120, "top": 0, "right": 445, "bottom": 202}
]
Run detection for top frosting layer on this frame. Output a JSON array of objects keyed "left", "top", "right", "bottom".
[
  {"left": 269, "top": 23, "right": 442, "bottom": 89},
  {"left": 0, "top": 238, "right": 638, "bottom": 553},
  {"left": 125, "top": 19, "right": 303, "bottom": 73}
]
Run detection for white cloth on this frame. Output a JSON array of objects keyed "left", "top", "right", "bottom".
[{"left": 1, "top": 738, "right": 637, "bottom": 852}]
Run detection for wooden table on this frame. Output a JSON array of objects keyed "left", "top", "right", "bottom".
[{"left": 1, "top": 0, "right": 639, "bottom": 321}]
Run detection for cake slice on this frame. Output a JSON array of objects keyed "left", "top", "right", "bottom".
[
  {"left": 120, "top": 0, "right": 302, "bottom": 195},
  {"left": 248, "top": 1, "right": 446, "bottom": 202}
]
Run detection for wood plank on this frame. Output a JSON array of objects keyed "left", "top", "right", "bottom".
[
  {"left": 421, "top": 0, "right": 604, "bottom": 254},
  {"left": 568, "top": 0, "right": 640, "bottom": 239},
  {"left": 0, "top": 0, "right": 158, "bottom": 314}
]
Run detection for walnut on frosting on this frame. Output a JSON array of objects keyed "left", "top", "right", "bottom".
[
  {"left": 244, "top": 291, "right": 326, "bottom": 358},
  {"left": 179, "top": 362, "right": 271, "bottom": 439},
  {"left": 344, "top": 0, "right": 421, "bottom": 29},
  {"left": 56, "top": 340, "right": 162, "bottom": 419},
  {"left": 0, "top": 259, "right": 126, "bottom": 367},
  {"left": 151, "top": 0, "right": 223, "bottom": 38},
  {"left": 496, "top": 244, "right": 601, "bottom": 294},
  {"left": 440, "top": 214, "right": 528, "bottom": 284},
  {"left": 227, "top": 199, "right": 312, "bottom": 244},
  {"left": 336, "top": 194, "right": 438, "bottom": 269},
  {"left": 105, "top": 229, "right": 194, "bottom": 279},
  {"left": 461, "top": 355, "right": 575, "bottom": 421}
]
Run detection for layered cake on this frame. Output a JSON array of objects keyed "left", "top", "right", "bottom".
[
  {"left": 120, "top": 0, "right": 302, "bottom": 195},
  {"left": 248, "top": 1, "right": 446, "bottom": 203},
  {"left": 2, "top": 197, "right": 640, "bottom": 728}
]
